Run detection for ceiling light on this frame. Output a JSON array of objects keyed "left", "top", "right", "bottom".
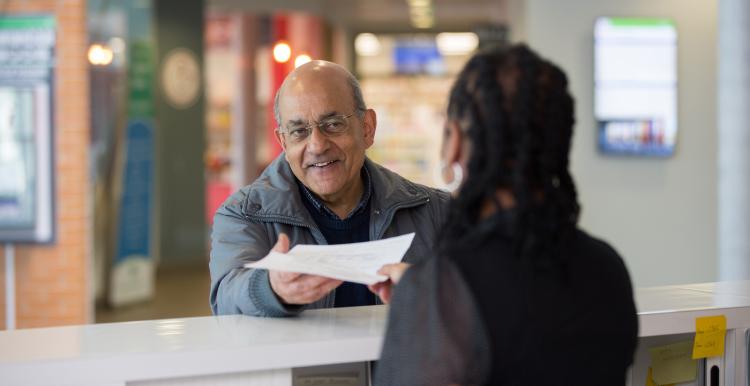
[
  {"left": 412, "top": 20, "right": 434, "bottom": 29},
  {"left": 436, "top": 32, "right": 479, "bottom": 55},
  {"left": 411, "top": 14, "right": 434, "bottom": 29},
  {"left": 355, "top": 33, "right": 382, "bottom": 56},
  {"left": 272, "top": 41, "right": 291, "bottom": 63},
  {"left": 294, "top": 53, "right": 312, "bottom": 68},
  {"left": 88, "top": 43, "right": 113, "bottom": 66},
  {"left": 407, "top": 0, "right": 431, "bottom": 7},
  {"left": 410, "top": 6, "right": 433, "bottom": 17}
]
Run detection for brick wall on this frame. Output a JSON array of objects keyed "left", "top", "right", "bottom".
[{"left": 0, "top": 0, "right": 91, "bottom": 329}]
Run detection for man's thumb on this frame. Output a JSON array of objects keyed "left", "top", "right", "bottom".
[{"left": 273, "top": 233, "right": 290, "bottom": 253}]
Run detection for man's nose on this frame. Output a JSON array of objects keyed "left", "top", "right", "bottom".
[{"left": 305, "top": 125, "right": 330, "bottom": 153}]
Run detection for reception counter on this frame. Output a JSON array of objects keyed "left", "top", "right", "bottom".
[{"left": 1, "top": 281, "right": 749, "bottom": 386}]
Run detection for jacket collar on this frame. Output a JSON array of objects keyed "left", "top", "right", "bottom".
[
  {"left": 298, "top": 164, "right": 373, "bottom": 220},
  {"left": 242, "top": 154, "right": 429, "bottom": 226}
]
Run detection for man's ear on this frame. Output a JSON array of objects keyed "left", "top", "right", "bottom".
[
  {"left": 362, "top": 109, "right": 377, "bottom": 148},
  {"left": 274, "top": 129, "right": 287, "bottom": 151}
]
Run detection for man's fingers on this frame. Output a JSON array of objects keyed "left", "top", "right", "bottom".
[
  {"left": 315, "top": 278, "right": 343, "bottom": 295},
  {"left": 271, "top": 272, "right": 343, "bottom": 305},
  {"left": 294, "top": 279, "right": 341, "bottom": 304},
  {"left": 290, "top": 276, "right": 341, "bottom": 295},
  {"left": 273, "top": 270, "right": 302, "bottom": 283},
  {"left": 306, "top": 275, "right": 341, "bottom": 290},
  {"left": 284, "top": 278, "right": 342, "bottom": 304}
]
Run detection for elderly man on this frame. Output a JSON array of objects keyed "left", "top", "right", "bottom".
[{"left": 209, "top": 60, "right": 448, "bottom": 317}]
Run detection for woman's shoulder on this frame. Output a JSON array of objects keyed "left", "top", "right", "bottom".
[
  {"left": 399, "top": 253, "right": 467, "bottom": 294},
  {"left": 569, "top": 228, "right": 635, "bottom": 299},
  {"left": 571, "top": 228, "right": 627, "bottom": 267}
]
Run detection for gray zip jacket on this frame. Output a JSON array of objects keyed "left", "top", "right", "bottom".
[{"left": 209, "top": 155, "right": 450, "bottom": 317}]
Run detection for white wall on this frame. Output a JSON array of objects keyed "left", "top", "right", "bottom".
[{"left": 521, "top": 0, "right": 718, "bottom": 287}]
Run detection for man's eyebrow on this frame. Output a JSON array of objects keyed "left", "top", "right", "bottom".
[
  {"left": 285, "top": 111, "right": 340, "bottom": 127},
  {"left": 286, "top": 118, "right": 306, "bottom": 126},
  {"left": 317, "top": 111, "right": 339, "bottom": 120}
]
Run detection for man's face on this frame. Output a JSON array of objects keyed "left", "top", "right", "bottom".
[{"left": 276, "top": 73, "right": 375, "bottom": 203}]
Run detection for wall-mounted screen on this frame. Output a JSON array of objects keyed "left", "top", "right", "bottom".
[
  {"left": 594, "top": 17, "right": 677, "bottom": 157},
  {"left": 0, "top": 16, "right": 56, "bottom": 243}
]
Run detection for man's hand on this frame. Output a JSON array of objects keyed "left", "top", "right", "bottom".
[
  {"left": 368, "top": 263, "right": 411, "bottom": 304},
  {"left": 268, "top": 234, "right": 343, "bottom": 305}
]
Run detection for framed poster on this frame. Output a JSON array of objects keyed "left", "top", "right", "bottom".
[
  {"left": 594, "top": 17, "right": 678, "bottom": 157},
  {"left": 0, "top": 15, "right": 56, "bottom": 243}
]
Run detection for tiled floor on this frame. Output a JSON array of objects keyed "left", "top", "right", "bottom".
[{"left": 95, "top": 265, "right": 213, "bottom": 323}]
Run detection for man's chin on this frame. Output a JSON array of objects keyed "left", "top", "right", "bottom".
[{"left": 306, "top": 182, "right": 343, "bottom": 198}]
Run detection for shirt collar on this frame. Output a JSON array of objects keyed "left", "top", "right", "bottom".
[{"left": 298, "top": 165, "right": 372, "bottom": 221}]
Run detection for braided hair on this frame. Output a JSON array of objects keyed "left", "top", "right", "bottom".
[{"left": 439, "top": 44, "right": 579, "bottom": 265}]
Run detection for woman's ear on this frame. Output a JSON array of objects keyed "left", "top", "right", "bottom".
[{"left": 442, "top": 120, "right": 463, "bottom": 165}]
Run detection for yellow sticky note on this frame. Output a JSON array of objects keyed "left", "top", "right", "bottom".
[
  {"left": 692, "top": 315, "right": 727, "bottom": 359},
  {"left": 649, "top": 340, "right": 697, "bottom": 385},
  {"left": 646, "top": 367, "right": 655, "bottom": 386},
  {"left": 646, "top": 367, "right": 675, "bottom": 386}
]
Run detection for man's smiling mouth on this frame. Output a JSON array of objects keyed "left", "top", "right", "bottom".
[{"left": 308, "top": 160, "right": 338, "bottom": 168}]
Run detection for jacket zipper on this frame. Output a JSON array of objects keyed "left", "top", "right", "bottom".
[
  {"left": 244, "top": 212, "right": 328, "bottom": 244},
  {"left": 373, "top": 196, "right": 431, "bottom": 240}
]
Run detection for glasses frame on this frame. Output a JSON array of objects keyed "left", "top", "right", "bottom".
[{"left": 278, "top": 112, "right": 360, "bottom": 144}]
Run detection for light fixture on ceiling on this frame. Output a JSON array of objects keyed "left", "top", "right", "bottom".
[
  {"left": 355, "top": 33, "right": 382, "bottom": 56},
  {"left": 411, "top": 16, "right": 435, "bottom": 29},
  {"left": 407, "top": 0, "right": 430, "bottom": 6},
  {"left": 88, "top": 43, "right": 113, "bottom": 66},
  {"left": 407, "top": 0, "right": 434, "bottom": 29},
  {"left": 436, "top": 32, "right": 479, "bottom": 55},
  {"left": 294, "top": 53, "right": 312, "bottom": 68},
  {"left": 272, "top": 41, "right": 292, "bottom": 63}
]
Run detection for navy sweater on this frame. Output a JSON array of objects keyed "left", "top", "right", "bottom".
[{"left": 298, "top": 171, "right": 377, "bottom": 308}]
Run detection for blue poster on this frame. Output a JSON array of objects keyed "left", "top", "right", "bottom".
[
  {"left": 110, "top": 119, "right": 155, "bottom": 305},
  {"left": 114, "top": 120, "right": 153, "bottom": 263},
  {"left": 108, "top": 2, "right": 156, "bottom": 306}
]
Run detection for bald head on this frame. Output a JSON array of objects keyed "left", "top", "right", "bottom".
[{"left": 273, "top": 60, "right": 367, "bottom": 127}]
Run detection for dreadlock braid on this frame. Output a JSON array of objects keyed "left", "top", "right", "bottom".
[{"left": 438, "top": 44, "right": 580, "bottom": 265}]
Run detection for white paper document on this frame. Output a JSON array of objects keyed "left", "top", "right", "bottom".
[{"left": 244, "top": 233, "right": 415, "bottom": 285}]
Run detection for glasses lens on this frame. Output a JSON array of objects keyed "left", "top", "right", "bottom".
[
  {"left": 319, "top": 116, "right": 349, "bottom": 134},
  {"left": 283, "top": 114, "right": 352, "bottom": 144},
  {"left": 286, "top": 127, "right": 310, "bottom": 143}
]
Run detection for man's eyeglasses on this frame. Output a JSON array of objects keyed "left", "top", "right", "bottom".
[{"left": 279, "top": 113, "right": 357, "bottom": 144}]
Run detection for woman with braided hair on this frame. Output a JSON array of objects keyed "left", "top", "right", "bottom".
[{"left": 369, "top": 44, "right": 638, "bottom": 385}]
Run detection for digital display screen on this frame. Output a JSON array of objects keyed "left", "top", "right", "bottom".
[
  {"left": 393, "top": 38, "right": 444, "bottom": 75},
  {"left": 594, "top": 17, "right": 677, "bottom": 156},
  {"left": 0, "top": 87, "right": 37, "bottom": 229},
  {"left": 0, "top": 16, "right": 56, "bottom": 243}
]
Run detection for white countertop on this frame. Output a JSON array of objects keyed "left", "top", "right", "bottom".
[
  {"left": 0, "top": 305, "right": 387, "bottom": 385},
  {"left": 637, "top": 281, "right": 750, "bottom": 313},
  {"left": 1, "top": 281, "right": 750, "bottom": 385},
  {"left": 635, "top": 281, "right": 750, "bottom": 336}
]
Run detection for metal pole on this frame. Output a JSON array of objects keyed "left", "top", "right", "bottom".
[{"left": 5, "top": 243, "right": 15, "bottom": 330}]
